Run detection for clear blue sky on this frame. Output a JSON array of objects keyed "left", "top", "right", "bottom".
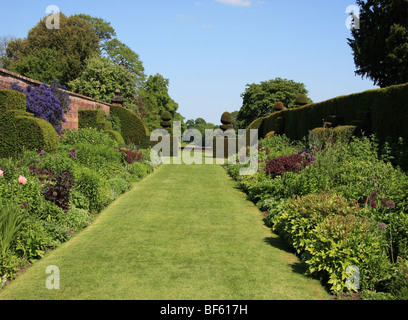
[{"left": 0, "top": 0, "right": 377, "bottom": 124}]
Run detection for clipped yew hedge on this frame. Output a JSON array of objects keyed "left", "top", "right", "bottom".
[
  {"left": 78, "top": 109, "right": 106, "bottom": 130},
  {"left": 109, "top": 105, "right": 151, "bottom": 148},
  {"left": 254, "top": 83, "right": 408, "bottom": 143},
  {"left": 0, "top": 90, "right": 58, "bottom": 158}
]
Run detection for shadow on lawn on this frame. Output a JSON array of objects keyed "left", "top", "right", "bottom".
[{"left": 263, "top": 236, "right": 309, "bottom": 276}]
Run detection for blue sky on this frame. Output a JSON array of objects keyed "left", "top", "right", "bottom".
[{"left": 0, "top": 0, "right": 378, "bottom": 124}]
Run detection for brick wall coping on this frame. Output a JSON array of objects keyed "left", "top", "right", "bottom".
[{"left": 0, "top": 67, "right": 112, "bottom": 107}]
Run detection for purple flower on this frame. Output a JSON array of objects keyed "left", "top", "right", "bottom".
[
  {"left": 371, "top": 202, "right": 377, "bottom": 209},
  {"left": 378, "top": 223, "right": 387, "bottom": 229},
  {"left": 381, "top": 199, "right": 396, "bottom": 209},
  {"left": 39, "top": 150, "right": 45, "bottom": 156},
  {"left": 37, "top": 159, "right": 41, "bottom": 163}
]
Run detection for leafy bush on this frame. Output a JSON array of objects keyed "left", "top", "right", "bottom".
[
  {"left": 305, "top": 215, "right": 390, "bottom": 294},
  {"left": 59, "top": 128, "right": 119, "bottom": 147},
  {"left": 271, "top": 193, "right": 360, "bottom": 254},
  {"left": 265, "top": 153, "right": 312, "bottom": 178},
  {"left": 72, "top": 167, "right": 111, "bottom": 214},
  {"left": 42, "top": 171, "right": 75, "bottom": 211},
  {"left": 126, "top": 162, "right": 153, "bottom": 181},
  {"left": 108, "top": 178, "right": 130, "bottom": 201},
  {"left": 116, "top": 148, "right": 145, "bottom": 164}
]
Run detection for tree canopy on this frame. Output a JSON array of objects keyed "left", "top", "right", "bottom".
[
  {"left": 348, "top": 0, "right": 408, "bottom": 88},
  {"left": 68, "top": 56, "right": 139, "bottom": 109},
  {"left": 137, "top": 74, "right": 184, "bottom": 132},
  {"left": 8, "top": 13, "right": 100, "bottom": 84},
  {"left": 236, "top": 78, "right": 312, "bottom": 129}
]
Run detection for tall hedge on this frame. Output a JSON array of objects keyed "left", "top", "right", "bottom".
[
  {"left": 0, "top": 90, "right": 58, "bottom": 158},
  {"left": 255, "top": 82, "right": 408, "bottom": 143},
  {"left": 109, "top": 105, "right": 150, "bottom": 148}
]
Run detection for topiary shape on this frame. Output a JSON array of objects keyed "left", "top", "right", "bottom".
[
  {"left": 160, "top": 110, "right": 172, "bottom": 133},
  {"left": 221, "top": 112, "right": 233, "bottom": 125},
  {"left": 220, "top": 112, "right": 234, "bottom": 131},
  {"left": 161, "top": 110, "right": 172, "bottom": 122},
  {"left": 295, "top": 94, "right": 309, "bottom": 106}
]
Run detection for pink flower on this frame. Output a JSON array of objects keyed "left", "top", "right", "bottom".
[
  {"left": 18, "top": 175, "right": 27, "bottom": 185},
  {"left": 0, "top": 170, "right": 3, "bottom": 177}
]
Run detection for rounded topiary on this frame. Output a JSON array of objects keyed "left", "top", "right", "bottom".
[
  {"left": 221, "top": 112, "right": 233, "bottom": 125},
  {"left": 161, "top": 110, "right": 172, "bottom": 122},
  {"left": 274, "top": 101, "right": 285, "bottom": 112},
  {"left": 295, "top": 94, "right": 309, "bottom": 106}
]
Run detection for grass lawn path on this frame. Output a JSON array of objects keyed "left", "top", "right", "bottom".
[{"left": 0, "top": 161, "right": 330, "bottom": 300}]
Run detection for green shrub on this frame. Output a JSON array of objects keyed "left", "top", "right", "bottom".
[
  {"left": 74, "top": 143, "right": 123, "bottom": 169},
  {"left": 221, "top": 112, "right": 233, "bottom": 125},
  {"left": 271, "top": 192, "right": 361, "bottom": 255},
  {"left": 15, "top": 214, "right": 57, "bottom": 261},
  {"left": 108, "top": 178, "right": 130, "bottom": 201},
  {"left": 305, "top": 214, "right": 390, "bottom": 294},
  {"left": 110, "top": 105, "right": 150, "bottom": 148},
  {"left": 104, "top": 130, "right": 125, "bottom": 146},
  {"left": 0, "top": 113, "right": 59, "bottom": 158},
  {"left": 126, "top": 162, "right": 153, "bottom": 181},
  {"left": 78, "top": 109, "right": 106, "bottom": 130},
  {"left": 60, "top": 128, "right": 119, "bottom": 148},
  {"left": 72, "top": 167, "right": 111, "bottom": 214},
  {"left": 0, "top": 89, "right": 26, "bottom": 113},
  {"left": 63, "top": 206, "right": 90, "bottom": 232}
]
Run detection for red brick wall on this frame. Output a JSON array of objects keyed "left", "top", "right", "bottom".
[{"left": 0, "top": 68, "right": 111, "bottom": 130}]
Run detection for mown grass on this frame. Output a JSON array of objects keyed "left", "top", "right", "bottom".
[{"left": 0, "top": 157, "right": 330, "bottom": 300}]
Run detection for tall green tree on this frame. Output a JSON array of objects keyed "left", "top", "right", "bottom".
[
  {"left": 138, "top": 74, "right": 182, "bottom": 132},
  {"left": 73, "top": 14, "right": 146, "bottom": 86},
  {"left": 68, "top": 56, "right": 138, "bottom": 110},
  {"left": 236, "top": 78, "right": 311, "bottom": 129},
  {"left": 7, "top": 13, "right": 99, "bottom": 85},
  {"left": 348, "top": 0, "right": 408, "bottom": 88},
  {"left": 12, "top": 48, "right": 67, "bottom": 84}
]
